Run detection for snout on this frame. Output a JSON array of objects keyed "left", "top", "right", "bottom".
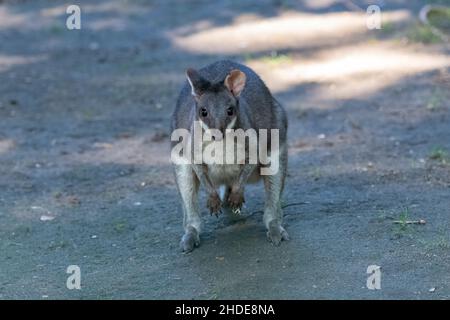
[
  {"left": 211, "top": 129, "right": 224, "bottom": 141},
  {"left": 210, "top": 121, "right": 225, "bottom": 141}
]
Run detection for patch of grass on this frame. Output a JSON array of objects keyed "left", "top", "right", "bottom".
[
  {"left": 426, "top": 89, "right": 446, "bottom": 111},
  {"left": 407, "top": 24, "right": 443, "bottom": 44},
  {"left": 49, "top": 24, "right": 64, "bottom": 35},
  {"left": 391, "top": 207, "right": 424, "bottom": 239},
  {"left": 381, "top": 21, "right": 396, "bottom": 34},
  {"left": 113, "top": 221, "right": 128, "bottom": 233},
  {"left": 427, "top": 6, "right": 450, "bottom": 33},
  {"left": 243, "top": 53, "right": 254, "bottom": 63},
  {"left": 261, "top": 52, "right": 292, "bottom": 66},
  {"left": 395, "top": 207, "right": 410, "bottom": 232},
  {"left": 429, "top": 147, "right": 449, "bottom": 165}
]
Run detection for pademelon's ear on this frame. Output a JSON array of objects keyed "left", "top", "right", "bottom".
[
  {"left": 224, "top": 69, "right": 246, "bottom": 97},
  {"left": 186, "top": 68, "right": 209, "bottom": 98}
]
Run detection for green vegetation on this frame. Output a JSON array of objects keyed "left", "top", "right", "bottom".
[
  {"left": 407, "top": 6, "right": 450, "bottom": 43},
  {"left": 261, "top": 52, "right": 292, "bottom": 66},
  {"left": 395, "top": 207, "right": 410, "bottom": 232},
  {"left": 426, "top": 89, "right": 446, "bottom": 111},
  {"left": 407, "top": 24, "right": 443, "bottom": 44},
  {"left": 381, "top": 21, "right": 396, "bottom": 34},
  {"left": 429, "top": 147, "right": 449, "bottom": 165},
  {"left": 427, "top": 6, "right": 450, "bottom": 33},
  {"left": 113, "top": 221, "right": 128, "bottom": 233}
]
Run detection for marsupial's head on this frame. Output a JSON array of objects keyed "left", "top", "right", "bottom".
[{"left": 186, "top": 68, "right": 246, "bottom": 139}]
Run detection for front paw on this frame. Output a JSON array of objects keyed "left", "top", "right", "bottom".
[
  {"left": 228, "top": 189, "right": 245, "bottom": 213},
  {"left": 207, "top": 193, "right": 222, "bottom": 216}
]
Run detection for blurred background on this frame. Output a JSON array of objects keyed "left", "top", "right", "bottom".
[{"left": 0, "top": 0, "right": 449, "bottom": 299}]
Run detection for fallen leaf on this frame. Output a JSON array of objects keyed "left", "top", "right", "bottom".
[
  {"left": 67, "top": 196, "right": 81, "bottom": 205},
  {"left": 93, "top": 142, "right": 113, "bottom": 149}
]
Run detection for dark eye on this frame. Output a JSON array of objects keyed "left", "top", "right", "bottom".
[
  {"left": 227, "top": 106, "right": 234, "bottom": 116},
  {"left": 200, "top": 107, "right": 208, "bottom": 117}
]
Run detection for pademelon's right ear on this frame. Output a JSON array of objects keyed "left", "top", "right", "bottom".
[{"left": 186, "top": 68, "right": 209, "bottom": 98}]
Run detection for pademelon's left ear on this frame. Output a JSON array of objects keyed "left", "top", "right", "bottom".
[{"left": 224, "top": 69, "right": 246, "bottom": 97}]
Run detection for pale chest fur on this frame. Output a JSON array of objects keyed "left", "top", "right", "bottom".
[
  {"left": 203, "top": 132, "right": 245, "bottom": 186},
  {"left": 207, "top": 163, "right": 242, "bottom": 186}
]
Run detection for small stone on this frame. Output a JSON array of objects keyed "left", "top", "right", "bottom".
[{"left": 40, "top": 215, "right": 55, "bottom": 222}]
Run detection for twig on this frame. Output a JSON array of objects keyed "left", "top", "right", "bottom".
[{"left": 393, "top": 219, "right": 426, "bottom": 225}]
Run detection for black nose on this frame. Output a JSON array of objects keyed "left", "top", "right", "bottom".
[{"left": 212, "top": 136, "right": 216, "bottom": 141}]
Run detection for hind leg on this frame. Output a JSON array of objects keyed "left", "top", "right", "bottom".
[
  {"left": 174, "top": 164, "right": 201, "bottom": 252},
  {"left": 263, "top": 147, "right": 289, "bottom": 245}
]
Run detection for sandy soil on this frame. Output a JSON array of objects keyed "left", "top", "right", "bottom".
[{"left": 0, "top": 0, "right": 450, "bottom": 299}]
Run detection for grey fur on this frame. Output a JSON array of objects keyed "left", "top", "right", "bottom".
[{"left": 171, "top": 60, "right": 288, "bottom": 252}]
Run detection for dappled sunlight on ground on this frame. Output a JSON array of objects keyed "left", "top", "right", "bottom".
[
  {"left": 1, "top": 0, "right": 450, "bottom": 299},
  {"left": 0, "top": 54, "right": 47, "bottom": 73},
  {"left": 170, "top": 10, "right": 410, "bottom": 54},
  {"left": 0, "top": 138, "right": 15, "bottom": 155},
  {"left": 168, "top": 7, "right": 450, "bottom": 102},
  {"left": 302, "top": 0, "right": 347, "bottom": 10},
  {"left": 68, "top": 136, "right": 171, "bottom": 166},
  {"left": 249, "top": 42, "right": 450, "bottom": 99},
  {"left": 0, "top": 6, "right": 30, "bottom": 28},
  {"left": 39, "top": 3, "right": 130, "bottom": 32}
]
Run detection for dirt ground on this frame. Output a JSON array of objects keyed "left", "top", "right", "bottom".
[{"left": 0, "top": 0, "right": 450, "bottom": 299}]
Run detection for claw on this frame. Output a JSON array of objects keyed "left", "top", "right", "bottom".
[
  {"left": 228, "top": 189, "right": 245, "bottom": 214},
  {"left": 232, "top": 207, "right": 241, "bottom": 215}
]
